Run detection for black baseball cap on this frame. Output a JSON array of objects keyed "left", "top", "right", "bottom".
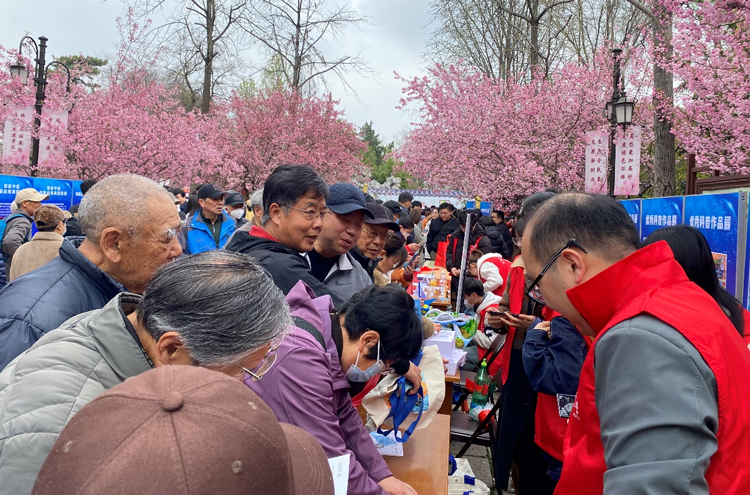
[
  {"left": 364, "top": 203, "right": 399, "bottom": 231},
  {"left": 383, "top": 200, "right": 409, "bottom": 218},
  {"left": 327, "top": 183, "right": 374, "bottom": 219},
  {"left": 225, "top": 192, "right": 245, "bottom": 207},
  {"left": 198, "top": 184, "right": 226, "bottom": 200}
]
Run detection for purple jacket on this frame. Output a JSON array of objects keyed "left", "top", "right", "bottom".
[{"left": 245, "top": 281, "right": 391, "bottom": 495}]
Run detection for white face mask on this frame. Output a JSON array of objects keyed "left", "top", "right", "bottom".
[{"left": 229, "top": 208, "right": 245, "bottom": 220}]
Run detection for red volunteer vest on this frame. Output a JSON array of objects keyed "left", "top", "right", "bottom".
[
  {"left": 742, "top": 309, "right": 750, "bottom": 346},
  {"left": 556, "top": 242, "right": 750, "bottom": 494},
  {"left": 478, "top": 256, "right": 512, "bottom": 296},
  {"left": 487, "top": 263, "right": 526, "bottom": 381}
]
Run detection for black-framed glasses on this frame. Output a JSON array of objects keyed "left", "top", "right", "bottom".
[{"left": 525, "top": 239, "right": 587, "bottom": 305}]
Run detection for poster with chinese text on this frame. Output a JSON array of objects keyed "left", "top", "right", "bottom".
[
  {"left": 2, "top": 106, "right": 34, "bottom": 165},
  {"left": 39, "top": 110, "right": 69, "bottom": 164},
  {"left": 584, "top": 130, "right": 609, "bottom": 194},
  {"left": 613, "top": 125, "right": 642, "bottom": 196}
]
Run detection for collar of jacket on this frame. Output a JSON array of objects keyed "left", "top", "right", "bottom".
[
  {"left": 31, "top": 231, "right": 64, "bottom": 242},
  {"left": 566, "top": 241, "right": 687, "bottom": 336},
  {"left": 249, "top": 224, "right": 279, "bottom": 242},
  {"left": 88, "top": 292, "right": 154, "bottom": 379},
  {"left": 191, "top": 209, "right": 232, "bottom": 231},
  {"left": 59, "top": 239, "right": 127, "bottom": 296}
]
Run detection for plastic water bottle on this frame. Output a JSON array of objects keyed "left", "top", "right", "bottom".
[
  {"left": 471, "top": 359, "right": 490, "bottom": 408},
  {"left": 439, "top": 270, "right": 448, "bottom": 299}
]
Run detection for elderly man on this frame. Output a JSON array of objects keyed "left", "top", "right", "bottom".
[
  {"left": 523, "top": 193, "right": 750, "bottom": 495},
  {"left": 0, "top": 174, "right": 182, "bottom": 371},
  {"left": 226, "top": 165, "right": 332, "bottom": 300},
  {"left": 179, "top": 184, "right": 236, "bottom": 254},
  {"left": 350, "top": 203, "right": 399, "bottom": 280},
  {"left": 1, "top": 188, "right": 48, "bottom": 278},
  {"left": 308, "top": 183, "right": 374, "bottom": 305},
  {"left": 0, "top": 251, "right": 291, "bottom": 495}
]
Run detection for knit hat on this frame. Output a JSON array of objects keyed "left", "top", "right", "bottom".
[
  {"left": 33, "top": 204, "right": 65, "bottom": 231},
  {"left": 33, "top": 366, "right": 334, "bottom": 495}
]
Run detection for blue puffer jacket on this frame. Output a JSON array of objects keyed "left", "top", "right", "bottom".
[
  {"left": 0, "top": 240, "right": 126, "bottom": 371},
  {"left": 179, "top": 210, "right": 236, "bottom": 255}
]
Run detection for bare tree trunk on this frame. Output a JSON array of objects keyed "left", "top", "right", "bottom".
[
  {"left": 651, "top": 10, "right": 675, "bottom": 196},
  {"left": 201, "top": 0, "right": 215, "bottom": 114}
]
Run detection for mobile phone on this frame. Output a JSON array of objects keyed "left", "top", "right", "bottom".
[
  {"left": 408, "top": 251, "right": 419, "bottom": 266},
  {"left": 505, "top": 312, "right": 521, "bottom": 318}
]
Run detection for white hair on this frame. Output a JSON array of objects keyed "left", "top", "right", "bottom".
[{"left": 79, "top": 174, "right": 173, "bottom": 244}]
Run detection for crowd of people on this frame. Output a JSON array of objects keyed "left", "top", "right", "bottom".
[{"left": 0, "top": 164, "right": 749, "bottom": 495}]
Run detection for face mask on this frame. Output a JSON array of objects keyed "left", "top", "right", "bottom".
[
  {"left": 229, "top": 208, "right": 245, "bottom": 220},
  {"left": 345, "top": 342, "right": 384, "bottom": 382}
]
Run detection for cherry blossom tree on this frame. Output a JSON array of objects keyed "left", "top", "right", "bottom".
[{"left": 394, "top": 46, "right": 653, "bottom": 209}]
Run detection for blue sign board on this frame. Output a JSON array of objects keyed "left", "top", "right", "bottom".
[
  {"left": 32, "top": 177, "right": 73, "bottom": 211},
  {"left": 640, "top": 196, "right": 685, "bottom": 242},
  {"left": 465, "top": 201, "right": 492, "bottom": 217},
  {"left": 685, "top": 193, "right": 742, "bottom": 296},
  {"left": 72, "top": 180, "right": 84, "bottom": 208},
  {"left": 619, "top": 199, "right": 641, "bottom": 239},
  {"left": 0, "top": 175, "right": 33, "bottom": 217}
]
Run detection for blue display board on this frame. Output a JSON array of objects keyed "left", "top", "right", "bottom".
[
  {"left": 465, "top": 201, "right": 492, "bottom": 216},
  {"left": 71, "top": 180, "right": 83, "bottom": 208},
  {"left": 0, "top": 176, "right": 33, "bottom": 217},
  {"left": 32, "top": 177, "right": 73, "bottom": 211},
  {"left": 640, "top": 196, "right": 685, "bottom": 242},
  {"left": 619, "top": 199, "right": 642, "bottom": 239},
  {"left": 685, "top": 193, "right": 743, "bottom": 296}
]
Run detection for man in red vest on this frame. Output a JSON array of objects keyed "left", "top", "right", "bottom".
[{"left": 523, "top": 192, "right": 750, "bottom": 495}]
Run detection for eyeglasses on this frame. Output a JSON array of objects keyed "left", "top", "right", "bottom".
[
  {"left": 237, "top": 333, "right": 286, "bottom": 381},
  {"left": 525, "top": 239, "right": 588, "bottom": 305},
  {"left": 362, "top": 227, "right": 393, "bottom": 242},
  {"left": 288, "top": 206, "right": 330, "bottom": 221}
]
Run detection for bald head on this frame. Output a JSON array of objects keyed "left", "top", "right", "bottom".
[
  {"left": 526, "top": 193, "right": 640, "bottom": 266},
  {"left": 79, "top": 174, "right": 174, "bottom": 245}
]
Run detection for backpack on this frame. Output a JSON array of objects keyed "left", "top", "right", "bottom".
[{"left": 0, "top": 214, "right": 26, "bottom": 260}]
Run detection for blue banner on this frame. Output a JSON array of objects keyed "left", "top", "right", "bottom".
[
  {"left": 465, "top": 201, "right": 493, "bottom": 217},
  {"left": 32, "top": 178, "right": 73, "bottom": 211},
  {"left": 0, "top": 176, "right": 33, "bottom": 217},
  {"left": 683, "top": 193, "right": 741, "bottom": 297},
  {"left": 619, "top": 199, "right": 641, "bottom": 239},
  {"left": 72, "top": 180, "right": 84, "bottom": 208},
  {"left": 640, "top": 196, "right": 685, "bottom": 242}
]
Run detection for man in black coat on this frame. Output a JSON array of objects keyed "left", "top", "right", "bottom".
[
  {"left": 224, "top": 165, "right": 333, "bottom": 303},
  {"left": 491, "top": 209, "right": 513, "bottom": 249},
  {"left": 426, "top": 202, "right": 459, "bottom": 258},
  {"left": 445, "top": 209, "right": 493, "bottom": 310}
]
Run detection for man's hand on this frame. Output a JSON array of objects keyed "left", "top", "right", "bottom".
[
  {"left": 407, "top": 243, "right": 420, "bottom": 253},
  {"left": 535, "top": 320, "right": 552, "bottom": 338},
  {"left": 403, "top": 263, "right": 414, "bottom": 282},
  {"left": 403, "top": 362, "right": 422, "bottom": 395},
  {"left": 498, "top": 312, "right": 536, "bottom": 331},
  {"left": 379, "top": 476, "right": 418, "bottom": 495},
  {"left": 486, "top": 309, "right": 509, "bottom": 332},
  {"left": 450, "top": 267, "right": 461, "bottom": 277}
]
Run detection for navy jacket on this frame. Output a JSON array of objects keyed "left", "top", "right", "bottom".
[
  {"left": 0, "top": 240, "right": 125, "bottom": 371},
  {"left": 522, "top": 316, "right": 588, "bottom": 396}
]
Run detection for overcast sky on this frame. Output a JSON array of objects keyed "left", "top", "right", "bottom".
[{"left": 1, "top": 0, "right": 433, "bottom": 143}]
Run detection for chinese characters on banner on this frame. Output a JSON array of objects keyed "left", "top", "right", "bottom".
[
  {"left": 614, "top": 125, "right": 642, "bottom": 196},
  {"left": 584, "top": 129, "right": 609, "bottom": 194},
  {"left": 2, "top": 106, "right": 34, "bottom": 165},
  {"left": 39, "top": 111, "right": 69, "bottom": 164}
]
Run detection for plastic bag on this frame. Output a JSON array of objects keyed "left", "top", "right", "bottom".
[{"left": 448, "top": 457, "right": 491, "bottom": 495}]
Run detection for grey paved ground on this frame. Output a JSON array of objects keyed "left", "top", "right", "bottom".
[{"left": 449, "top": 440, "right": 515, "bottom": 495}]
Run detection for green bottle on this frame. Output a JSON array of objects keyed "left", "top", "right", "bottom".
[{"left": 471, "top": 359, "right": 490, "bottom": 407}]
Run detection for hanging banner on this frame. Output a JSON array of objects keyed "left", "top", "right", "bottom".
[
  {"left": 613, "top": 125, "right": 642, "bottom": 196},
  {"left": 619, "top": 199, "right": 642, "bottom": 239},
  {"left": 685, "top": 193, "right": 747, "bottom": 297},
  {"left": 584, "top": 130, "right": 609, "bottom": 194},
  {"left": 465, "top": 201, "right": 492, "bottom": 216},
  {"left": 39, "top": 110, "right": 69, "bottom": 164},
  {"left": 640, "top": 196, "right": 685, "bottom": 242},
  {"left": 2, "top": 106, "right": 34, "bottom": 165}
]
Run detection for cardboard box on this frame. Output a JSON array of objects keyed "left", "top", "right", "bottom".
[
  {"left": 422, "top": 328, "right": 455, "bottom": 360},
  {"left": 446, "top": 348, "right": 467, "bottom": 376}
]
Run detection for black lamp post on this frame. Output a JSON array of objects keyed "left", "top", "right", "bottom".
[
  {"left": 9, "top": 35, "right": 71, "bottom": 176},
  {"left": 604, "top": 48, "right": 636, "bottom": 196}
]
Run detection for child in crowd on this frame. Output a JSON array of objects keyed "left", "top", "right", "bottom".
[
  {"left": 467, "top": 249, "right": 512, "bottom": 297},
  {"left": 461, "top": 278, "right": 505, "bottom": 371}
]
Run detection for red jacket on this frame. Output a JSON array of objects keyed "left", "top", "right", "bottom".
[
  {"left": 556, "top": 242, "right": 750, "bottom": 494},
  {"left": 489, "top": 262, "right": 525, "bottom": 381}
]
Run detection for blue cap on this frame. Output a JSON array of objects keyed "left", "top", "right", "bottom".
[{"left": 327, "top": 183, "right": 375, "bottom": 219}]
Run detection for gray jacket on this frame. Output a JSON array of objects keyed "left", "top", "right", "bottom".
[
  {"left": 595, "top": 315, "right": 718, "bottom": 495},
  {"left": 0, "top": 293, "right": 152, "bottom": 495},
  {"left": 1, "top": 213, "right": 32, "bottom": 274},
  {"left": 319, "top": 251, "right": 373, "bottom": 306}
]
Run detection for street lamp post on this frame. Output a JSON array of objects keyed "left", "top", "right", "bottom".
[
  {"left": 604, "top": 48, "right": 635, "bottom": 196},
  {"left": 9, "top": 35, "right": 71, "bottom": 176}
]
